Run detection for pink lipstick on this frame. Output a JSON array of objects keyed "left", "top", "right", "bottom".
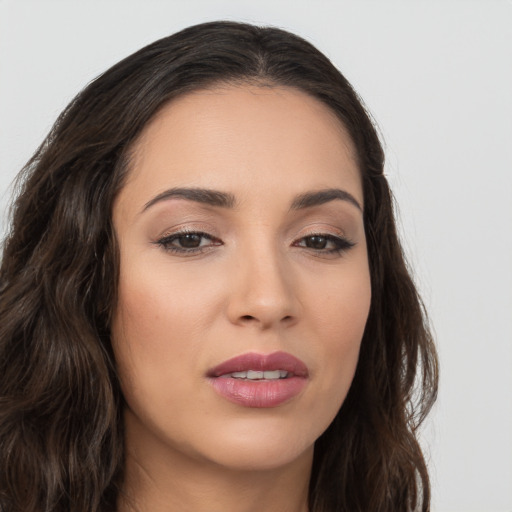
[{"left": 207, "top": 351, "right": 308, "bottom": 408}]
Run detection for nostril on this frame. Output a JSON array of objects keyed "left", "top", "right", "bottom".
[{"left": 239, "top": 314, "right": 294, "bottom": 324}]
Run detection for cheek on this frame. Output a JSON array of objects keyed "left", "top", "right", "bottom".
[
  {"left": 113, "top": 261, "right": 217, "bottom": 350},
  {"left": 110, "top": 267, "right": 204, "bottom": 403},
  {"left": 323, "top": 283, "right": 371, "bottom": 352},
  {"left": 305, "top": 263, "right": 371, "bottom": 400}
]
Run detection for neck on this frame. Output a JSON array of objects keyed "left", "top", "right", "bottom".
[{"left": 118, "top": 414, "right": 313, "bottom": 512}]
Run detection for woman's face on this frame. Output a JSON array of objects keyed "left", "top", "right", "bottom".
[{"left": 111, "top": 85, "right": 371, "bottom": 471}]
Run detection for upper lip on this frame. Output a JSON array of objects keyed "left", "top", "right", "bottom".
[{"left": 207, "top": 351, "right": 309, "bottom": 378}]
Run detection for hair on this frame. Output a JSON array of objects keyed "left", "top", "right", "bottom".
[{"left": 0, "top": 20, "right": 438, "bottom": 512}]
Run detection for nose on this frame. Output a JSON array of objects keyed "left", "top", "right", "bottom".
[{"left": 226, "top": 244, "right": 299, "bottom": 330}]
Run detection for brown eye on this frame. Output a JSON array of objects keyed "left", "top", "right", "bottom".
[
  {"left": 293, "top": 233, "right": 356, "bottom": 256},
  {"left": 155, "top": 231, "right": 222, "bottom": 254},
  {"left": 177, "top": 233, "right": 203, "bottom": 248},
  {"left": 304, "top": 235, "right": 328, "bottom": 249}
]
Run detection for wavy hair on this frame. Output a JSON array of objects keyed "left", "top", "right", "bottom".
[{"left": 0, "top": 21, "right": 438, "bottom": 512}]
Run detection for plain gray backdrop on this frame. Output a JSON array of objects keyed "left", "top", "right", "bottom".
[{"left": 1, "top": 1, "right": 511, "bottom": 511}]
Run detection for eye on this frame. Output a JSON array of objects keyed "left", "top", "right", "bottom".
[
  {"left": 293, "top": 234, "right": 355, "bottom": 255},
  {"left": 155, "top": 231, "right": 222, "bottom": 254}
]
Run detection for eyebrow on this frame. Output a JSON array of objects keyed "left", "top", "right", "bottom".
[
  {"left": 142, "top": 187, "right": 236, "bottom": 212},
  {"left": 141, "top": 186, "right": 362, "bottom": 213},
  {"left": 290, "top": 189, "right": 362, "bottom": 212}
]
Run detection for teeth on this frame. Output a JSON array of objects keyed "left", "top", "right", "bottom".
[
  {"left": 228, "top": 370, "right": 289, "bottom": 380},
  {"left": 231, "top": 371, "right": 248, "bottom": 379}
]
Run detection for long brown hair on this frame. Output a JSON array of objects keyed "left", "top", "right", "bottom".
[{"left": 0, "top": 21, "right": 438, "bottom": 512}]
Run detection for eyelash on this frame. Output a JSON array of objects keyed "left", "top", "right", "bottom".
[
  {"left": 292, "top": 233, "right": 355, "bottom": 255},
  {"left": 154, "top": 231, "right": 221, "bottom": 254},
  {"left": 154, "top": 231, "right": 355, "bottom": 257}
]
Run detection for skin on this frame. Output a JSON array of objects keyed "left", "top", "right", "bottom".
[{"left": 111, "top": 84, "right": 371, "bottom": 512}]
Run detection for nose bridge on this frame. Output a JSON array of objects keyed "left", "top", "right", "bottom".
[{"left": 227, "top": 234, "right": 297, "bottom": 328}]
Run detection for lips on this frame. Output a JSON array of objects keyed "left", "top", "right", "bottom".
[{"left": 207, "top": 351, "right": 309, "bottom": 408}]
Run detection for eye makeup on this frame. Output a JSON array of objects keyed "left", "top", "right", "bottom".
[{"left": 153, "top": 227, "right": 355, "bottom": 260}]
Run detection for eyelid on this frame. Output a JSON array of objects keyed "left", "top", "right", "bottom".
[
  {"left": 155, "top": 221, "right": 220, "bottom": 240},
  {"left": 290, "top": 222, "right": 349, "bottom": 242}
]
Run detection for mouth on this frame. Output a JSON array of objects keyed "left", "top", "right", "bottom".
[
  {"left": 207, "top": 351, "right": 309, "bottom": 408},
  {"left": 220, "top": 369, "right": 290, "bottom": 380}
]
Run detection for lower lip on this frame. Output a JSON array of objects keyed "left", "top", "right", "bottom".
[{"left": 209, "top": 376, "right": 307, "bottom": 408}]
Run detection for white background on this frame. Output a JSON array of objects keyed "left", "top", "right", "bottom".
[{"left": 1, "top": 1, "right": 511, "bottom": 511}]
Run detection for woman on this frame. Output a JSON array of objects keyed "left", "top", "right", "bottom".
[{"left": 0, "top": 21, "right": 438, "bottom": 512}]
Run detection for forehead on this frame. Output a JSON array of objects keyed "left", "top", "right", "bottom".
[{"left": 120, "top": 84, "right": 362, "bottom": 210}]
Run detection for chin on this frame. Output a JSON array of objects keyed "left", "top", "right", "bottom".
[
  {"left": 188, "top": 416, "right": 321, "bottom": 472},
  {"left": 205, "top": 439, "right": 314, "bottom": 473}
]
